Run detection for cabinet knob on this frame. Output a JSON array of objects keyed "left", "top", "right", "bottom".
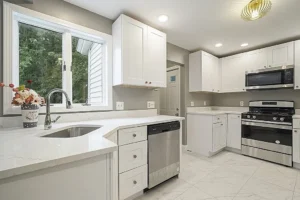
[
  {"left": 133, "top": 134, "right": 137, "bottom": 137},
  {"left": 297, "top": 86, "right": 299, "bottom": 88},
  {"left": 264, "top": 66, "right": 267, "bottom": 68},
  {"left": 149, "top": 82, "right": 152, "bottom": 84},
  {"left": 133, "top": 155, "right": 137, "bottom": 159},
  {"left": 221, "top": 124, "right": 223, "bottom": 126},
  {"left": 269, "top": 65, "right": 272, "bottom": 68},
  {"left": 133, "top": 180, "right": 137, "bottom": 184},
  {"left": 295, "top": 130, "right": 298, "bottom": 133},
  {"left": 275, "top": 140, "right": 280, "bottom": 144},
  {"left": 145, "top": 81, "right": 148, "bottom": 84}
]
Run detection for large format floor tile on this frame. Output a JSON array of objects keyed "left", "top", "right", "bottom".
[{"left": 136, "top": 151, "right": 300, "bottom": 200}]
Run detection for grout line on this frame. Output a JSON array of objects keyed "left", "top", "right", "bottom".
[{"left": 292, "top": 172, "right": 299, "bottom": 200}]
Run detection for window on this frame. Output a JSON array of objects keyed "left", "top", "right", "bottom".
[{"left": 3, "top": 2, "right": 112, "bottom": 114}]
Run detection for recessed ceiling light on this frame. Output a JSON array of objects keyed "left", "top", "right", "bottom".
[
  {"left": 241, "top": 43, "right": 249, "bottom": 47},
  {"left": 215, "top": 43, "right": 223, "bottom": 47},
  {"left": 158, "top": 15, "right": 168, "bottom": 22}
]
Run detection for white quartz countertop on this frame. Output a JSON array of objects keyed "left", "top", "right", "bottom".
[
  {"left": 0, "top": 115, "right": 184, "bottom": 180},
  {"left": 187, "top": 110, "right": 244, "bottom": 115}
]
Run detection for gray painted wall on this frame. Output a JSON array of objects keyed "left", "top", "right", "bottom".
[
  {"left": 213, "top": 89, "right": 300, "bottom": 108},
  {"left": 0, "top": 0, "right": 160, "bottom": 116}
]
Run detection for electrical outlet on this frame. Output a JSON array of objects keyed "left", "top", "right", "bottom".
[
  {"left": 147, "top": 101, "right": 155, "bottom": 109},
  {"left": 204, "top": 101, "right": 207, "bottom": 106},
  {"left": 191, "top": 102, "right": 195, "bottom": 107},
  {"left": 116, "top": 102, "right": 124, "bottom": 110},
  {"left": 240, "top": 101, "right": 244, "bottom": 107}
]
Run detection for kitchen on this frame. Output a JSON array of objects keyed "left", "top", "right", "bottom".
[{"left": 1, "top": 0, "right": 300, "bottom": 200}]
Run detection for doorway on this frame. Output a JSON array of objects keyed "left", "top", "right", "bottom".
[{"left": 160, "top": 66, "right": 181, "bottom": 116}]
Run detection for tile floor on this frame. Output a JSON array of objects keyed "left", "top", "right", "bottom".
[{"left": 136, "top": 151, "right": 300, "bottom": 200}]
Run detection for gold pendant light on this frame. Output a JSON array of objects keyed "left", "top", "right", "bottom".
[{"left": 241, "top": 0, "right": 272, "bottom": 21}]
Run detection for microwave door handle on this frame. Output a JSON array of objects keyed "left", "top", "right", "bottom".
[{"left": 242, "top": 121, "right": 292, "bottom": 130}]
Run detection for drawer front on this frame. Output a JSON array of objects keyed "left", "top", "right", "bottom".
[
  {"left": 119, "top": 141, "right": 147, "bottom": 173},
  {"left": 294, "top": 119, "right": 300, "bottom": 129},
  {"left": 118, "top": 126, "right": 147, "bottom": 146},
  {"left": 119, "top": 165, "right": 148, "bottom": 200},
  {"left": 213, "top": 115, "right": 227, "bottom": 124}
]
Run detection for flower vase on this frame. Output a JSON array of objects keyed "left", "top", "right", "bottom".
[{"left": 21, "top": 104, "right": 40, "bottom": 128}]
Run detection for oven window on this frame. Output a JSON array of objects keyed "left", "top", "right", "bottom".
[
  {"left": 246, "top": 71, "right": 282, "bottom": 86},
  {"left": 242, "top": 124, "right": 292, "bottom": 146}
]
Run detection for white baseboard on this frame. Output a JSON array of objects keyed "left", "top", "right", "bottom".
[{"left": 225, "top": 147, "right": 242, "bottom": 154}]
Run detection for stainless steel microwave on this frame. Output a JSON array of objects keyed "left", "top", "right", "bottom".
[{"left": 245, "top": 66, "right": 294, "bottom": 90}]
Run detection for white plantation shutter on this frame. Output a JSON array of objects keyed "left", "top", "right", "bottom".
[{"left": 88, "top": 43, "right": 103, "bottom": 104}]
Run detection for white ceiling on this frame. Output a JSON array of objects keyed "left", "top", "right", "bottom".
[{"left": 65, "top": 0, "right": 300, "bottom": 57}]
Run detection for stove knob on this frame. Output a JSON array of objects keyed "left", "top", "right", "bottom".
[
  {"left": 253, "top": 116, "right": 256, "bottom": 119},
  {"left": 280, "top": 117, "right": 285, "bottom": 121},
  {"left": 247, "top": 115, "right": 251, "bottom": 119},
  {"left": 273, "top": 117, "right": 277, "bottom": 121}
]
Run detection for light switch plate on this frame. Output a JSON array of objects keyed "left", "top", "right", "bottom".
[
  {"left": 147, "top": 101, "right": 155, "bottom": 109},
  {"left": 116, "top": 102, "right": 124, "bottom": 110},
  {"left": 191, "top": 102, "right": 195, "bottom": 107},
  {"left": 204, "top": 101, "right": 207, "bottom": 106},
  {"left": 240, "top": 101, "right": 244, "bottom": 107}
]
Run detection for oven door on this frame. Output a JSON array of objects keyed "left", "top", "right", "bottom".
[
  {"left": 241, "top": 121, "right": 292, "bottom": 154},
  {"left": 245, "top": 68, "right": 294, "bottom": 90}
]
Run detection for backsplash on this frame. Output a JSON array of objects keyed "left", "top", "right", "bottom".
[{"left": 213, "top": 89, "right": 300, "bottom": 108}]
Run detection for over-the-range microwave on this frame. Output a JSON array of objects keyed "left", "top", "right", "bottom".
[{"left": 245, "top": 66, "right": 294, "bottom": 90}]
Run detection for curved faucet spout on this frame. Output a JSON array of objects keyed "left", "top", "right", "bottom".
[{"left": 44, "top": 88, "right": 72, "bottom": 130}]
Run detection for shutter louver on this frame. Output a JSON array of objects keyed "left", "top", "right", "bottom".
[{"left": 88, "top": 43, "right": 103, "bottom": 104}]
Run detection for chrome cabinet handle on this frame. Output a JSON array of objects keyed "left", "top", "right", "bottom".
[
  {"left": 133, "top": 155, "right": 137, "bottom": 159},
  {"left": 133, "top": 134, "right": 137, "bottom": 137},
  {"left": 133, "top": 180, "right": 137, "bottom": 184}
]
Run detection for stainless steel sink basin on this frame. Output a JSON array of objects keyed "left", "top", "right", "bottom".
[{"left": 42, "top": 125, "right": 101, "bottom": 138}]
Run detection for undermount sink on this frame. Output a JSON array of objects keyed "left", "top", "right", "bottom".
[{"left": 42, "top": 125, "right": 101, "bottom": 138}]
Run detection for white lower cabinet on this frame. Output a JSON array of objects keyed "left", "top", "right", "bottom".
[
  {"left": 227, "top": 114, "right": 242, "bottom": 150},
  {"left": 119, "top": 141, "right": 147, "bottom": 173},
  {"left": 117, "top": 126, "right": 148, "bottom": 200},
  {"left": 119, "top": 165, "right": 148, "bottom": 200},
  {"left": 293, "top": 129, "right": 300, "bottom": 163},
  {"left": 187, "top": 114, "right": 227, "bottom": 157}
]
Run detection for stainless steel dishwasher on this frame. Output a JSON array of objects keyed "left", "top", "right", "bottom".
[{"left": 147, "top": 121, "right": 180, "bottom": 189}]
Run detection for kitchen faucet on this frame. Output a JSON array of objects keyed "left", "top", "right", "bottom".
[{"left": 44, "top": 88, "right": 72, "bottom": 130}]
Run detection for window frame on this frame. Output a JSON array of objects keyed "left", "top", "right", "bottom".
[{"left": 3, "top": 2, "right": 113, "bottom": 115}]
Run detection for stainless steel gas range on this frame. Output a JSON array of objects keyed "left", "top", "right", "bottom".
[{"left": 241, "top": 101, "right": 295, "bottom": 166}]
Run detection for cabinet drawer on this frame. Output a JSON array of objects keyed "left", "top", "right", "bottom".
[
  {"left": 119, "top": 165, "right": 148, "bottom": 200},
  {"left": 118, "top": 126, "right": 147, "bottom": 146},
  {"left": 213, "top": 115, "right": 227, "bottom": 124},
  {"left": 119, "top": 141, "right": 147, "bottom": 173},
  {"left": 294, "top": 119, "right": 300, "bottom": 129}
]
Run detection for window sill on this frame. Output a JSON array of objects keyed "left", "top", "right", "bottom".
[{"left": 3, "top": 105, "right": 113, "bottom": 115}]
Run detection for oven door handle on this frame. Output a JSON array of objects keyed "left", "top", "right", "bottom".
[{"left": 242, "top": 121, "right": 292, "bottom": 130}]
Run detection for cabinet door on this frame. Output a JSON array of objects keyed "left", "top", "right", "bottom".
[
  {"left": 122, "top": 16, "right": 148, "bottom": 86},
  {"left": 213, "top": 123, "right": 222, "bottom": 152},
  {"left": 295, "top": 40, "right": 300, "bottom": 90},
  {"left": 221, "top": 54, "right": 246, "bottom": 93},
  {"left": 267, "top": 41, "right": 294, "bottom": 68},
  {"left": 293, "top": 129, "right": 300, "bottom": 163},
  {"left": 213, "top": 122, "right": 226, "bottom": 152},
  {"left": 227, "top": 114, "right": 241, "bottom": 150},
  {"left": 245, "top": 49, "right": 268, "bottom": 71},
  {"left": 213, "top": 58, "right": 221, "bottom": 93},
  {"left": 201, "top": 52, "right": 215, "bottom": 92},
  {"left": 144, "top": 27, "right": 167, "bottom": 87}
]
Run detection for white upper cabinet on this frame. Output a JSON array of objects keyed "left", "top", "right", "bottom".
[
  {"left": 189, "top": 51, "right": 220, "bottom": 93},
  {"left": 144, "top": 27, "right": 167, "bottom": 87},
  {"left": 245, "top": 49, "right": 268, "bottom": 71},
  {"left": 221, "top": 53, "right": 247, "bottom": 93},
  {"left": 113, "top": 15, "right": 166, "bottom": 88},
  {"left": 267, "top": 41, "right": 294, "bottom": 68},
  {"left": 295, "top": 40, "right": 300, "bottom": 90}
]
